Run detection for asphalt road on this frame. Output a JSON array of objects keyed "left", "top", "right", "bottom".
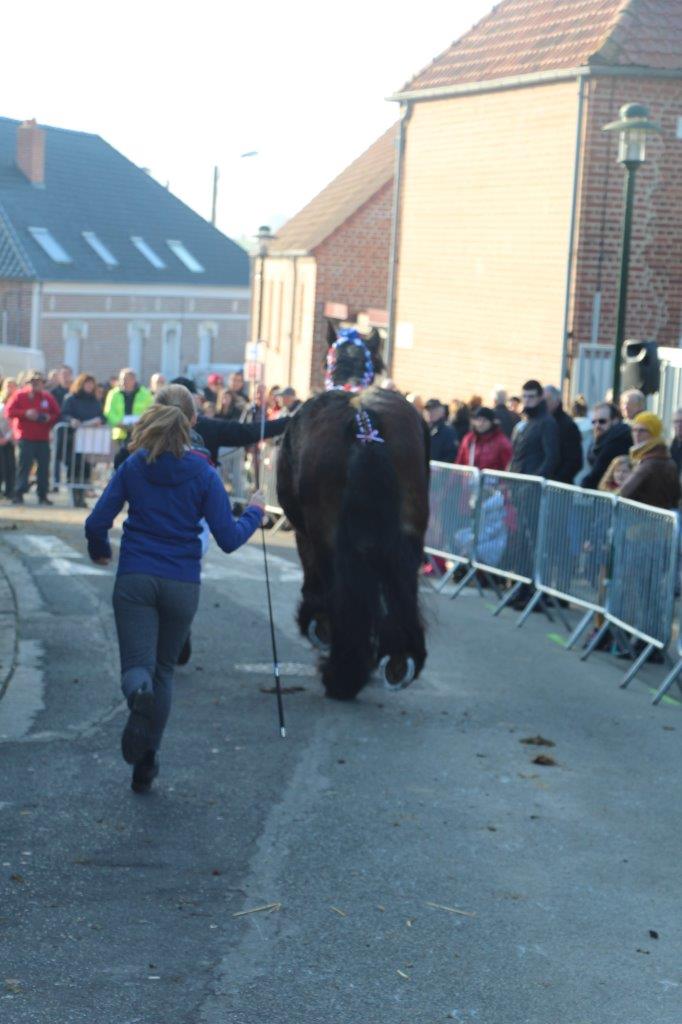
[{"left": 1, "top": 507, "right": 682, "bottom": 1024}]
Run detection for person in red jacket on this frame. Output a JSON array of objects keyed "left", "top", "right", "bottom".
[
  {"left": 456, "top": 406, "right": 513, "bottom": 472},
  {"left": 5, "top": 370, "right": 61, "bottom": 505}
]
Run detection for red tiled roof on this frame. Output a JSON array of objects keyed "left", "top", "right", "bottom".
[
  {"left": 271, "top": 126, "right": 396, "bottom": 254},
  {"left": 400, "top": 0, "right": 682, "bottom": 95}
]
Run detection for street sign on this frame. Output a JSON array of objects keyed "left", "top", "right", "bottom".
[{"left": 245, "top": 360, "right": 264, "bottom": 383}]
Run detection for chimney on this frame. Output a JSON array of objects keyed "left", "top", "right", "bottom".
[{"left": 16, "top": 119, "right": 45, "bottom": 186}]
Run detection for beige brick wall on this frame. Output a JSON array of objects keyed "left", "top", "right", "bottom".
[
  {"left": 393, "top": 82, "right": 578, "bottom": 402},
  {"left": 255, "top": 255, "right": 317, "bottom": 398}
]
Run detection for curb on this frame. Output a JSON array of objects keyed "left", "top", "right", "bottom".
[{"left": 0, "top": 553, "right": 19, "bottom": 701}]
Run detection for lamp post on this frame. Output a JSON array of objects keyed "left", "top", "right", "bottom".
[
  {"left": 602, "top": 103, "right": 661, "bottom": 401},
  {"left": 254, "top": 224, "right": 275, "bottom": 343}
]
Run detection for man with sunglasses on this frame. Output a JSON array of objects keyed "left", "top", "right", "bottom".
[{"left": 581, "top": 402, "right": 632, "bottom": 491}]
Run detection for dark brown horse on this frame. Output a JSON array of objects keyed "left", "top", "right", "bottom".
[{"left": 277, "top": 335, "right": 430, "bottom": 700}]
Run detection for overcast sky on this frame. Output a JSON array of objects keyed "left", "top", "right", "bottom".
[{"left": 4, "top": 0, "right": 493, "bottom": 244}]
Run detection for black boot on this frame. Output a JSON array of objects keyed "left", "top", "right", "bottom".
[
  {"left": 131, "top": 750, "right": 159, "bottom": 794},
  {"left": 177, "top": 633, "right": 192, "bottom": 666},
  {"left": 121, "top": 689, "right": 155, "bottom": 765}
]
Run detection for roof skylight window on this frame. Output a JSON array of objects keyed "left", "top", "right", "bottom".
[
  {"left": 82, "top": 231, "right": 118, "bottom": 267},
  {"left": 167, "top": 240, "right": 204, "bottom": 273},
  {"left": 28, "top": 226, "right": 71, "bottom": 263},
  {"left": 131, "top": 236, "right": 166, "bottom": 269}
]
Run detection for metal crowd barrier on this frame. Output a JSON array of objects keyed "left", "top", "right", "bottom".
[
  {"left": 424, "top": 461, "right": 682, "bottom": 700},
  {"left": 525, "top": 483, "right": 616, "bottom": 644},
  {"left": 452, "top": 470, "right": 544, "bottom": 613},
  {"left": 256, "top": 442, "right": 288, "bottom": 533},
  {"left": 217, "top": 447, "right": 248, "bottom": 504},
  {"left": 424, "top": 463, "right": 480, "bottom": 592},
  {"left": 51, "top": 422, "right": 115, "bottom": 503},
  {"left": 601, "top": 499, "right": 678, "bottom": 690}
]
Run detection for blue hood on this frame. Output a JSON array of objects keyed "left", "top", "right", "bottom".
[{"left": 132, "top": 450, "right": 208, "bottom": 487}]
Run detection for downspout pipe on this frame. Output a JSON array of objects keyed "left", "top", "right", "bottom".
[
  {"left": 286, "top": 255, "right": 298, "bottom": 386},
  {"left": 385, "top": 101, "right": 412, "bottom": 375},
  {"left": 560, "top": 73, "right": 587, "bottom": 393}
]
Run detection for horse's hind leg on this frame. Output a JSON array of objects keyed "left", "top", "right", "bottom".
[
  {"left": 294, "top": 532, "right": 332, "bottom": 649},
  {"left": 377, "top": 533, "right": 426, "bottom": 687}
]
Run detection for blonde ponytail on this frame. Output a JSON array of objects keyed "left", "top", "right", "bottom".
[{"left": 128, "top": 404, "right": 190, "bottom": 463}]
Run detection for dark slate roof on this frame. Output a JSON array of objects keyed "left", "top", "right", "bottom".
[
  {"left": 0, "top": 116, "right": 249, "bottom": 286},
  {"left": 0, "top": 200, "right": 32, "bottom": 278},
  {"left": 398, "top": 0, "right": 682, "bottom": 95}
]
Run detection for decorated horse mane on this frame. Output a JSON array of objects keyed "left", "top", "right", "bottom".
[{"left": 324, "top": 327, "right": 382, "bottom": 393}]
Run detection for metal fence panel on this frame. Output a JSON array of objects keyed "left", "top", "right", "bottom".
[
  {"left": 536, "top": 483, "right": 616, "bottom": 612},
  {"left": 217, "top": 447, "right": 248, "bottom": 504},
  {"left": 424, "top": 462, "right": 479, "bottom": 563},
  {"left": 259, "top": 443, "right": 281, "bottom": 512},
  {"left": 472, "top": 471, "right": 544, "bottom": 584},
  {"left": 51, "top": 423, "right": 114, "bottom": 499},
  {"left": 606, "top": 497, "right": 679, "bottom": 648}
]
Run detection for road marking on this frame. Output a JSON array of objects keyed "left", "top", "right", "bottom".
[
  {"left": 4, "top": 533, "right": 81, "bottom": 558},
  {"left": 3, "top": 534, "right": 109, "bottom": 576},
  {"left": 235, "top": 662, "right": 317, "bottom": 677},
  {"left": 33, "top": 558, "right": 108, "bottom": 577}
]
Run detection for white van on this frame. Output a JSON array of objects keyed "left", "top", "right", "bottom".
[{"left": 0, "top": 345, "right": 45, "bottom": 379}]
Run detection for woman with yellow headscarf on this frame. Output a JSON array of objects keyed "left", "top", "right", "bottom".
[{"left": 602, "top": 412, "right": 681, "bottom": 509}]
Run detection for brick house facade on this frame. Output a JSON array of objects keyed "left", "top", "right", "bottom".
[
  {"left": 571, "top": 75, "right": 682, "bottom": 363},
  {"left": 252, "top": 128, "right": 395, "bottom": 396},
  {"left": 388, "top": 0, "right": 682, "bottom": 403},
  {"left": 0, "top": 117, "right": 250, "bottom": 381}
]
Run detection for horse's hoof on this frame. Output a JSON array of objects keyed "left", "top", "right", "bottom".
[
  {"left": 379, "top": 655, "right": 416, "bottom": 691},
  {"left": 307, "top": 619, "right": 330, "bottom": 652}
]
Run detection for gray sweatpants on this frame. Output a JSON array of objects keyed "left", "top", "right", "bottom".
[{"left": 113, "top": 574, "right": 200, "bottom": 750}]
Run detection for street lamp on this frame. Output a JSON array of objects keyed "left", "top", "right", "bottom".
[
  {"left": 254, "top": 224, "right": 276, "bottom": 343},
  {"left": 602, "top": 102, "right": 661, "bottom": 401}
]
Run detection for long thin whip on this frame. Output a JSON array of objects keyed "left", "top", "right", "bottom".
[{"left": 255, "top": 387, "right": 286, "bottom": 738}]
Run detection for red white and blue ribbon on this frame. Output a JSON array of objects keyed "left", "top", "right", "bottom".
[
  {"left": 355, "top": 410, "right": 384, "bottom": 444},
  {"left": 325, "top": 329, "right": 375, "bottom": 393}
]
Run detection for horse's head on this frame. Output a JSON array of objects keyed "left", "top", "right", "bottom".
[{"left": 325, "top": 327, "right": 385, "bottom": 391}]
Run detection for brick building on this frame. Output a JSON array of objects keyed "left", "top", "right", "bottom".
[
  {"left": 0, "top": 117, "right": 250, "bottom": 382},
  {"left": 388, "top": 0, "right": 682, "bottom": 403},
  {"left": 252, "top": 126, "right": 395, "bottom": 396}
]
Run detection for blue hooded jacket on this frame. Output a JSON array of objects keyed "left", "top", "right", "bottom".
[{"left": 84, "top": 450, "right": 261, "bottom": 583}]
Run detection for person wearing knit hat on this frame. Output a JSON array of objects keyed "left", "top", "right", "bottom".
[
  {"left": 598, "top": 410, "right": 680, "bottom": 509},
  {"left": 456, "top": 406, "right": 512, "bottom": 471}
]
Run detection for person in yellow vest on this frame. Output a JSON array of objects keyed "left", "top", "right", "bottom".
[{"left": 104, "top": 368, "right": 153, "bottom": 443}]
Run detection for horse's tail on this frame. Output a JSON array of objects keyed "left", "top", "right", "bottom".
[{"left": 322, "top": 410, "right": 401, "bottom": 700}]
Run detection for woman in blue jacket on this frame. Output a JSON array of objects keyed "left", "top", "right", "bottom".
[{"left": 85, "top": 403, "right": 264, "bottom": 793}]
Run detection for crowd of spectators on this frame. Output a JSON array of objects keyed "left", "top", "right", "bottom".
[
  {"left": 0, "top": 363, "right": 302, "bottom": 508},
  {"left": 414, "top": 381, "right": 682, "bottom": 514},
  {"left": 2, "top": 357, "right": 682, "bottom": 523}
]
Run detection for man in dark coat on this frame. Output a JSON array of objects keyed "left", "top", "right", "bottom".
[
  {"left": 581, "top": 402, "right": 632, "bottom": 490},
  {"left": 171, "top": 377, "right": 286, "bottom": 462},
  {"left": 510, "top": 380, "right": 560, "bottom": 478},
  {"left": 424, "top": 399, "right": 457, "bottom": 463},
  {"left": 544, "top": 385, "right": 583, "bottom": 484},
  {"left": 49, "top": 365, "right": 73, "bottom": 408}
]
